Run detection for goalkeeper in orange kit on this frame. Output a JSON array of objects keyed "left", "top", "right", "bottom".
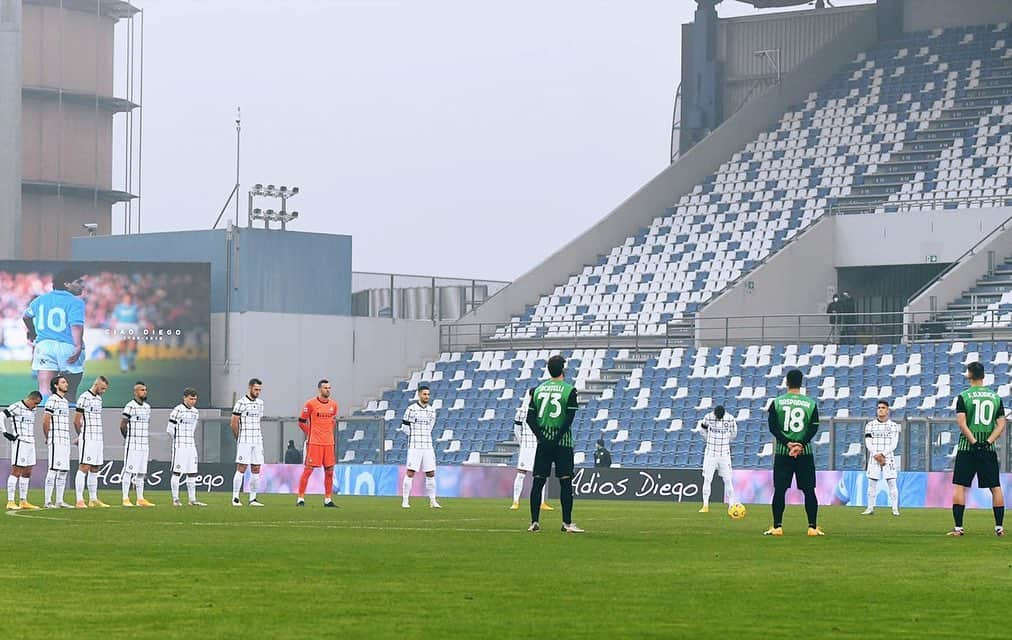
[{"left": 297, "top": 379, "right": 339, "bottom": 507}]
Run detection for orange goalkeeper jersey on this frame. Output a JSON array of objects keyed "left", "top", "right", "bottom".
[{"left": 300, "top": 397, "right": 338, "bottom": 446}]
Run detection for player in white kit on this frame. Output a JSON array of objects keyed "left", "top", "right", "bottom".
[
  {"left": 697, "top": 405, "right": 739, "bottom": 513},
  {"left": 401, "top": 385, "right": 441, "bottom": 509},
  {"left": 43, "top": 376, "right": 75, "bottom": 508},
  {"left": 75, "top": 376, "right": 110, "bottom": 508},
  {"left": 168, "top": 388, "right": 206, "bottom": 507},
  {"left": 231, "top": 378, "right": 265, "bottom": 507},
  {"left": 861, "top": 399, "right": 901, "bottom": 516},
  {"left": 4, "top": 391, "right": 44, "bottom": 510},
  {"left": 121, "top": 382, "right": 156, "bottom": 507},
  {"left": 510, "top": 392, "right": 553, "bottom": 512}
]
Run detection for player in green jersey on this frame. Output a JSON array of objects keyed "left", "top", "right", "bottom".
[
  {"left": 764, "top": 369, "right": 824, "bottom": 537},
  {"left": 949, "top": 361, "right": 1006, "bottom": 537},
  {"left": 525, "top": 354, "right": 582, "bottom": 533}
]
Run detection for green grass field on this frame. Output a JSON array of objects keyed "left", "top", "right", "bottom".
[
  {"left": 6, "top": 492, "right": 1008, "bottom": 639},
  {"left": 0, "top": 359, "right": 210, "bottom": 407}
]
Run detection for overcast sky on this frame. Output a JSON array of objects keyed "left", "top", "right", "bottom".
[{"left": 113, "top": 0, "right": 870, "bottom": 282}]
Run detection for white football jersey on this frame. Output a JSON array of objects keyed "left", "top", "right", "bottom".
[
  {"left": 402, "top": 402, "right": 436, "bottom": 450},
  {"left": 76, "top": 390, "right": 104, "bottom": 445},
  {"left": 232, "top": 395, "right": 264, "bottom": 446},
  {"left": 122, "top": 399, "right": 152, "bottom": 451},
  {"left": 44, "top": 394, "right": 72, "bottom": 446}
]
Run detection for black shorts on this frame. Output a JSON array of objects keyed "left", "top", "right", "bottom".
[
  {"left": 952, "top": 450, "right": 1001, "bottom": 489},
  {"left": 773, "top": 453, "right": 816, "bottom": 491},
  {"left": 533, "top": 443, "right": 575, "bottom": 478}
]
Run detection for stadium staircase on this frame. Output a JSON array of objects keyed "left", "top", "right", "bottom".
[{"left": 933, "top": 253, "right": 1012, "bottom": 333}]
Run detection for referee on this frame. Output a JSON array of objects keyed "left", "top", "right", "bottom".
[
  {"left": 949, "top": 361, "right": 1006, "bottom": 537},
  {"left": 526, "top": 355, "right": 582, "bottom": 533},
  {"left": 765, "top": 369, "right": 824, "bottom": 537}
]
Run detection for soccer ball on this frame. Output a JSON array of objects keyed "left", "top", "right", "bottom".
[{"left": 727, "top": 503, "right": 747, "bottom": 520}]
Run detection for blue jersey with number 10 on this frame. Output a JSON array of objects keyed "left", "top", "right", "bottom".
[{"left": 25, "top": 290, "right": 85, "bottom": 345}]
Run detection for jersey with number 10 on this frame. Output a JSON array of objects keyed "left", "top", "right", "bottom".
[
  {"left": 771, "top": 393, "right": 819, "bottom": 456},
  {"left": 956, "top": 387, "right": 1005, "bottom": 451},
  {"left": 531, "top": 379, "right": 577, "bottom": 448}
]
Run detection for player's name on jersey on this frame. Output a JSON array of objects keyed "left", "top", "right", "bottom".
[
  {"left": 777, "top": 397, "right": 812, "bottom": 407},
  {"left": 559, "top": 468, "right": 709, "bottom": 502},
  {"left": 963, "top": 390, "right": 997, "bottom": 399}
]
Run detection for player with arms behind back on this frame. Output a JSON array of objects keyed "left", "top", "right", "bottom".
[
  {"left": 861, "top": 400, "right": 901, "bottom": 516},
  {"left": 509, "top": 392, "right": 553, "bottom": 512},
  {"left": 121, "top": 382, "right": 156, "bottom": 507},
  {"left": 297, "top": 379, "right": 339, "bottom": 507},
  {"left": 75, "top": 376, "right": 110, "bottom": 508},
  {"left": 949, "top": 361, "right": 1006, "bottom": 537},
  {"left": 232, "top": 378, "right": 265, "bottom": 507},
  {"left": 23, "top": 269, "right": 86, "bottom": 404},
  {"left": 765, "top": 369, "right": 823, "bottom": 537},
  {"left": 526, "top": 354, "right": 582, "bottom": 533},
  {"left": 168, "top": 388, "right": 206, "bottom": 507}
]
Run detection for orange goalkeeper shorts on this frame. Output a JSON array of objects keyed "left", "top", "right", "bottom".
[{"left": 305, "top": 444, "right": 335, "bottom": 468}]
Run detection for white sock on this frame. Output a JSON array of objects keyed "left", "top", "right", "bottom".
[
  {"left": 75, "top": 470, "right": 86, "bottom": 503},
  {"left": 170, "top": 475, "right": 181, "bottom": 501},
  {"left": 55, "top": 471, "right": 67, "bottom": 504},
  {"left": 19, "top": 477, "right": 30, "bottom": 502},
  {"left": 249, "top": 473, "right": 259, "bottom": 500},
  {"left": 867, "top": 479, "right": 877, "bottom": 510},
  {"left": 542, "top": 484, "right": 549, "bottom": 504},
  {"left": 187, "top": 477, "right": 197, "bottom": 503},
  {"left": 7, "top": 475, "right": 17, "bottom": 502},
  {"left": 513, "top": 473, "right": 525, "bottom": 504},
  {"left": 402, "top": 475, "right": 412, "bottom": 503},
  {"left": 721, "top": 473, "right": 737, "bottom": 505},
  {"left": 45, "top": 470, "right": 56, "bottom": 504},
  {"left": 87, "top": 472, "right": 98, "bottom": 501},
  {"left": 425, "top": 476, "right": 437, "bottom": 503},
  {"left": 887, "top": 478, "right": 898, "bottom": 510},
  {"left": 122, "top": 472, "right": 133, "bottom": 501},
  {"left": 232, "top": 471, "right": 243, "bottom": 500},
  {"left": 135, "top": 475, "right": 145, "bottom": 500}
]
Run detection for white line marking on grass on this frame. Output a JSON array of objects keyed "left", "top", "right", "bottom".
[{"left": 191, "top": 521, "right": 528, "bottom": 534}]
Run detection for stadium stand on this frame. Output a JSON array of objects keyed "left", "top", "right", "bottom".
[
  {"left": 489, "top": 24, "right": 1012, "bottom": 341},
  {"left": 351, "top": 24, "right": 1012, "bottom": 475},
  {"left": 350, "top": 341, "right": 1011, "bottom": 473}
]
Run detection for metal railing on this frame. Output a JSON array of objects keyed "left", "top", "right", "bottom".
[
  {"left": 829, "top": 195, "right": 1012, "bottom": 217},
  {"left": 352, "top": 271, "right": 509, "bottom": 322},
  {"left": 440, "top": 310, "right": 1012, "bottom": 352}
]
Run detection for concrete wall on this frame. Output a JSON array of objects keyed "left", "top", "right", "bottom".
[
  {"left": 696, "top": 217, "right": 837, "bottom": 344},
  {"left": 835, "top": 208, "right": 1012, "bottom": 267},
  {"left": 902, "top": 0, "right": 1012, "bottom": 32},
  {"left": 907, "top": 213, "right": 1012, "bottom": 318},
  {"left": 717, "top": 5, "right": 874, "bottom": 118},
  {"left": 0, "top": 0, "right": 21, "bottom": 260},
  {"left": 457, "top": 9, "right": 880, "bottom": 332},
  {"left": 210, "top": 312, "right": 439, "bottom": 415}
]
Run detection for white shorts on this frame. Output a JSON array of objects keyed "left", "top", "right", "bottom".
[
  {"left": 32, "top": 340, "right": 84, "bottom": 374},
  {"left": 12, "top": 440, "right": 36, "bottom": 468},
  {"left": 235, "top": 443, "right": 264, "bottom": 466},
  {"left": 49, "top": 442, "right": 71, "bottom": 471},
  {"left": 406, "top": 448, "right": 436, "bottom": 473},
  {"left": 867, "top": 456, "right": 898, "bottom": 480},
  {"left": 172, "top": 446, "right": 199, "bottom": 475},
  {"left": 124, "top": 448, "right": 150, "bottom": 475},
  {"left": 79, "top": 438, "right": 104, "bottom": 466},
  {"left": 702, "top": 455, "right": 733, "bottom": 480},
  {"left": 517, "top": 446, "right": 536, "bottom": 472}
]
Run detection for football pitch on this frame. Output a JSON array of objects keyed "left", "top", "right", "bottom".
[
  {"left": 7, "top": 493, "right": 1006, "bottom": 639},
  {"left": 0, "top": 359, "right": 209, "bottom": 407}
]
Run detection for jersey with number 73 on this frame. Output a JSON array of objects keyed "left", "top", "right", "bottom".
[
  {"left": 771, "top": 393, "right": 819, "bottom": 455},
  {"left": 530, "top": 379, "right": 578, "bottom": 448}
]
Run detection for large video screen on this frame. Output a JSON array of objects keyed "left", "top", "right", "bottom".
[{"left": 0, "top": 261, "right": 211, "bottom": 408}]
